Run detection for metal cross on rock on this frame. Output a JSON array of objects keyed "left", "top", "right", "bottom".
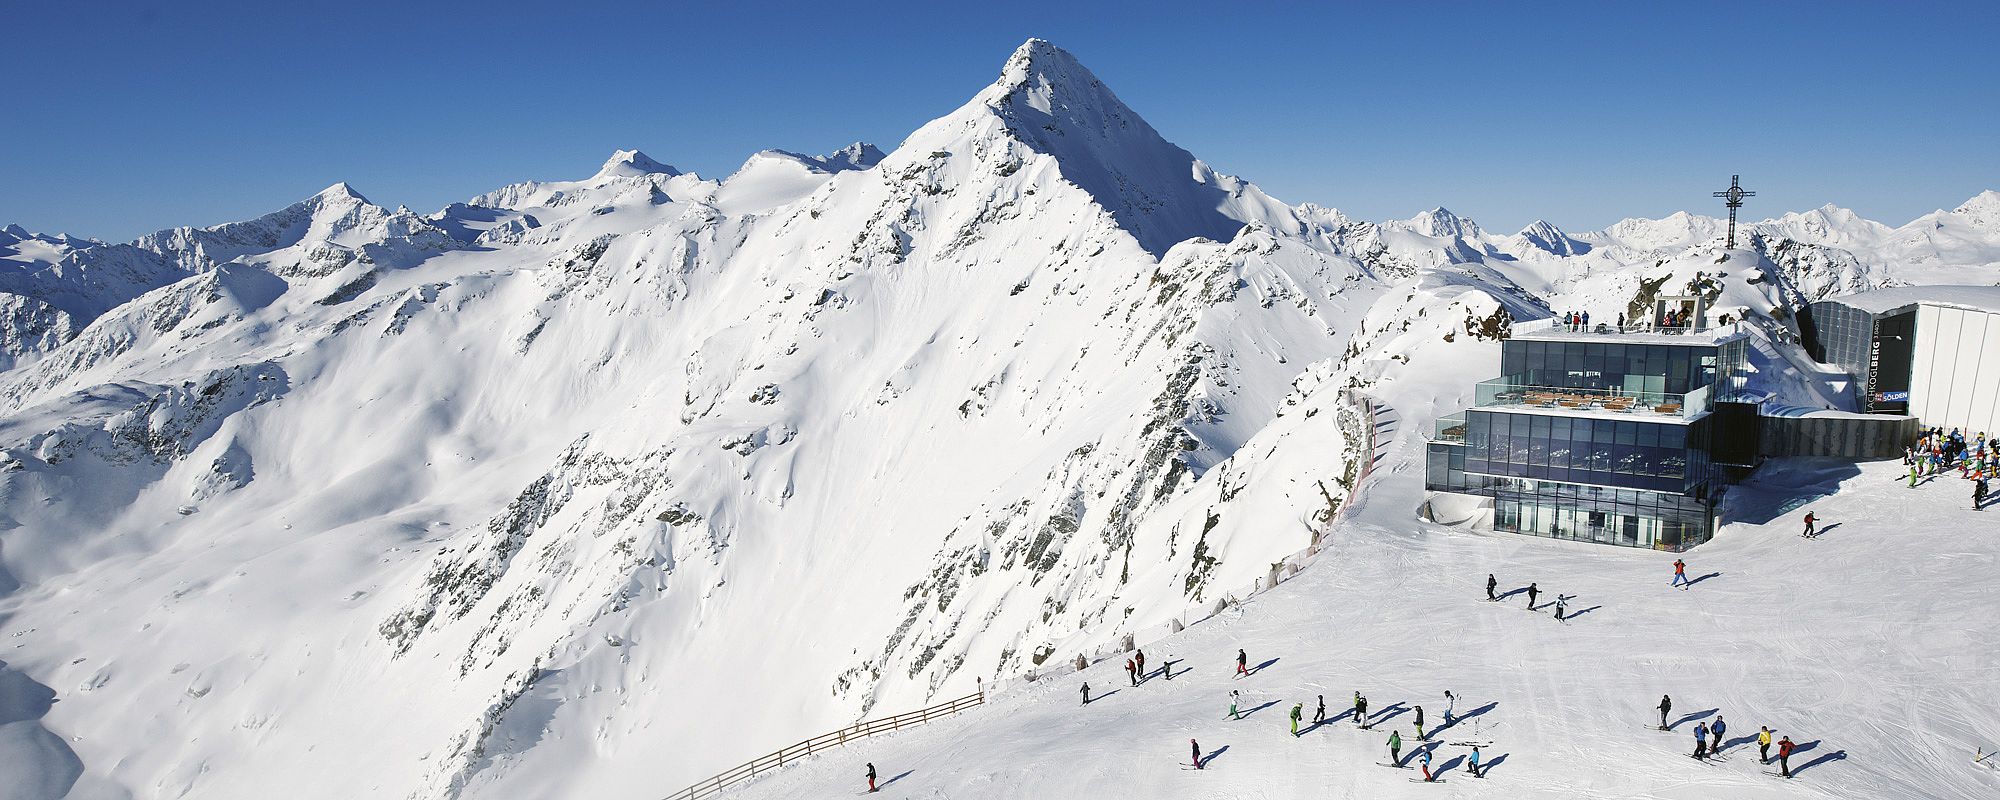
[{"left": 1712, "top": 175, "right": 1756, "bottom": 248}]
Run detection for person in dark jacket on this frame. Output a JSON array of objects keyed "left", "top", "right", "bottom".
[
  {"left": 1778, "top": 735, "right": 1796, "bottom": 777},
  {"left": 866, "top": 762, "right": 878, "bottom": 792},
  {"left": 1658, "top": 694, "right": 1672, "bottom": 729},
  {"left": 1486, "top": 573, "right": 1497, "bottom": 601},
  {"left": 1191, "top": 738, "right": 1204, "bottom": 769}
]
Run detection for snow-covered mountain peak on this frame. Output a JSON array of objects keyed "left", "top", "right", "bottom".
[
  {"left": 312, "top": 181, "right": 370, "bottom": 205},
  {"left": 887, "top": 38, "right": 1297, "bottom": 255},
  {"left": 1948, "top": 189, "right": 2000, "bottom": 229},
  {"left": 595, "top": 149, "right": 680, "bottom": 179},
  {"left": 1396, "top": 206, "right": 1481, "bottom": 239},
  {"left": 738, "top": 143, "right": 885, "bottom": 176},
  {"left": 1513, "top": 219, "right": 1589, "bottom": 256},
  {"left": 820, "top": 141, "right": 885, "bottom": 171},
  {"left": 1955, "top": 189, "right": 2000, "bottom": 214}
]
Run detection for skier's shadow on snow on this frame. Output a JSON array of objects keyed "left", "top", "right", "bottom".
[
  {"left": 1239, "top": 700, "right": 1281, "bottom": 718},
  {"left": 1369, "top": 702, "right": 1408, "bottom": 725},
  {"left": 1813, "top": 523, "right": 1843, "bottom": 536},
  {"left": 1792, "top": 749, "right": 1846, "bottom": 775},
  {"left": 1684, "top": 572, "right": 1722, "bottom": 587},
  {"left": 1249, "top": 658, "right": 1279, "bottom": 675},
  {"left": 1429, "top": 702, "right": 1496, "bottom": 737},
  {"left": 1667, "top": 709, "right": 1718, "bottom": 730},
  {"left": 879, "top": 771, "right": 914, "bottom": 789},
  {"left": 1086, "top": 689, "right": 1120, "bottom": 704},
  {"left": 1494, "top": 587, "right": 1529, "bottom": 602},
  {"left": 1481, "top": 753, "right": 1509, "bottom": 775},
  {"left": 1565, "top": 605, "right": 1602, "bottom": 619},
  {"left": 1721, "top": 733, "right": 1759, "bottom": 751},
  {"left": 1435, "top": 754, "right": 1467, "bottom": 776},
  {"left": 1198, "top": 745, "right": 1231, "bottom": 767}
]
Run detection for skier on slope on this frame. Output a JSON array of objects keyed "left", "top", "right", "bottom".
[
  {"left": 1353, "top": 691, "right": 1368, "bottom": 726},
  {"left": 1486, "top": 573, "right": 1497, "bottom": 601},
  {"left": 1658, "top": 694, "right": 1672, "bottom": 729},
  {"left": 1694, "top": 721, "right": 1710, "bottom": 759},
  {"left": 1468, "top": 745, "right": 1482, "bottom": 778},
  {"left": 1778, "top": 735, "right": 1796, "bottom": 777},
  {"left": 1235, "top": 648, "right": 1249, "bottom": 678},
  {"left": 1757, "top": 726, "right": 1774, "bottom": 763},
  {"left": 1126, "top": 657, "right": 1138, "bottom": 686},
  {"left": 1191, "top": 738, "right": 1204, "bottom": 769},
  {"left": 1228, "top": 689, "right": 1241, "bottom": 720},
  {"left": 1671, "top": 559, "right": 1690, "bottom": 590},
  {"left": 1414, "top": 705, "right": 1426, "bottom": 740},
  {"left": 1135, "top": 650, "right": 1146, "bottom": 681},
  {"left": 1081, "top": 682, "right": 1091, "bottom": 705},
  {"left": 1554, "top": 594, "right": 1568, "bottom": 621},
  {"left": 1290, "top": 702, "right": 1304, "bottom": 736},
  {"left": 1801, "top": 511, "right": 1816, "bottom": 538},
  {"left": 1526, "top": 582, "right": 1539, "bottom": 609},
  {"left": 1976, "top": 476, "right": 1989, "bottom": 510},
  {"left": 1711, "top": 715, "right": 1727, "bottom": 753},
  {"left": 866, "top": 762, "right": 878, "bottom": 793},
  {"left": 1313, "top": 694, "right": 1326, "bottom": 724},
  {"left": 1444, "top": 690, "right": 1457, "bottom": 725},
  {"left": 1388, "top": 730, "right": 1402, "bottom": 763},
  {"left": 1419, "top": 747, "right": 1434, "bottom": 781}
]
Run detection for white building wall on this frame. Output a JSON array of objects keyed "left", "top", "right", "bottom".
[
  {"left": 1910, "top": 304, "right": 1940, "bottom": 423},
  {"left": 1911, "top": 303, "right": 2000, "bottom": 435},
  {"left": 1968, "top": 318, "right": 2000, "bottom": 432}
]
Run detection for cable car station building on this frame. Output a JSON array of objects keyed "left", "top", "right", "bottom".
[{"left": 1426, "top": 299, "right": 1753, "bottom": 551}]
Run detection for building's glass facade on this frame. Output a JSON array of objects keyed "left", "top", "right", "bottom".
[
  {"left": 1458, "top": 412, "right": 1717, "bottom": 494},
  {"left": 1488, "top": 479, "right": 1715, "bottom": 550},
  {"left": 1427, "top": 331, "right": 1746, "bottom": 552},
  {"left": 1801, "top": 300, "right": 1914, "bottom": 414},
  {"left": 1499, "top": 339, "right": 1738, "bottom": 397}
]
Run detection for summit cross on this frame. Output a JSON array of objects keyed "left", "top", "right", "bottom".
[{"left": 1712, "top": 175, "right": 1756, "bottom": 248}]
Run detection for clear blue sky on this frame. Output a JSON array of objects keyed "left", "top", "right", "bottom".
[{"left": 5, "top": 0, "right": 1995, "bottom": 242}]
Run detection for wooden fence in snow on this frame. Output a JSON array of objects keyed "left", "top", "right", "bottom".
[{"left": 660, "top": 690, "right": 985, "bottom": 800}]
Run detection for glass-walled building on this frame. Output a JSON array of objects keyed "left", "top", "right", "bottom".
[{"left": 1426, "top": 320, "right": 1749, "bottom": 551}]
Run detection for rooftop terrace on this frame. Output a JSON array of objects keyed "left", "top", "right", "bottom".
[{"left": 1511, "top": 317, "right": 1748, "bottom": 346}]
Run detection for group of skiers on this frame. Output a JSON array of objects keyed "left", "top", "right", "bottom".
[
  {"left": 1906, "top": 427, "right": 1993, "bottom": 509},
  {"left": 1560, "top": 310, "right": 1593, "bottom": 332},
  {"left": 1486, "top": 573, "right": 1576, "bottom": 619},
  {"left": 994, "top": 556, "right": 1840, "bottom": 796},
  {"left": 1232, "top": 678, "right": 1476, "bottom": 781},
  {"left": 1659, "top": 695, "right": 1800, "bottom": 777},
  {"left": 1123, "top": 650, "right": 1152, "bottom": 686}
]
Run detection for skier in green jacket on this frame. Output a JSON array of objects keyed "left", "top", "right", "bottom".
[
  {"left": 1388, "top": 730, "right": 1403, "bottom": 764},
  {"left": 1289, "top": 702, "right": 1303, "bottom": 736}
]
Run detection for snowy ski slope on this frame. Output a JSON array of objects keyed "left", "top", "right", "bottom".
[{"left": 726, "top": 404, "right": 2000, "bottom": 799}]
